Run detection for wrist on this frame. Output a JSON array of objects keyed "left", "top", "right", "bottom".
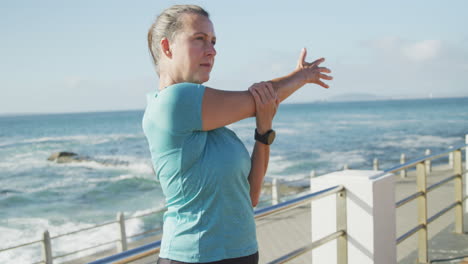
[
  {"left": 254, "top": 128, "right": 276, "bottom": 145},
  {"left": 256, "top": 123, "right": 272, "bottom": 135},
  {"left": 293, "top": 68, "right": 307, "bottom": 86},
  {"left": 256, "top": 128, "right": 271, "bottom": 135}
]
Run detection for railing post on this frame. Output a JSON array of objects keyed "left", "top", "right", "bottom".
[
  {"left": 336, "top": 190, "right": 347, "bottom": 264},
  {"left": 310, "top": 169, "right": 316, "bottom": 255},
  {"left": 310, "top": 170, "right": 396, "bottom": 264},
  {"left": 400, "top": 153, "right": 407, "bottom": 178},
  {"left": 425, "top": 149, "right": 432, "bottom": 173},
  {"left": 416, "top": 162, "right": 428, "bottom": 263},
  {"left": 310, "top": 170, "right": 316, "bottom": 179},
  {"left": 42, "top": 230, "right": 53, "bottom": 264},
  {"left": 117, "top": 212, "right": 128, "bottom": 252},
  {"left": 272, "top": 178, "right": 279, "bottom": 205},
  {"left": 309, "top": 170, "right": 316, "bottom": 191},
  {"left": 373, "top": 158, "right": 379, "bottom": 171},
  {"left": 448, "top": 146, "right": 454, "bottom": 168},
  {"left": 454, "top": 149, "right": 464, "bottom": 234},
  {"left": 465, "top": 134, "right": 468, "bottom": 213}
]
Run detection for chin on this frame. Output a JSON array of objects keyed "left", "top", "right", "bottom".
[{"left": 199, "top": 75, "right": 210, "bottom": 84}]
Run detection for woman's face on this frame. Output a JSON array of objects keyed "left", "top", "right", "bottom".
[{"left": 169, "top": 13, "right": 216, "bottom": 84}]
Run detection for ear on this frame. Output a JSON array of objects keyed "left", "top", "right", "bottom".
[{"left": 160, "top": 38, "right": 172, "bottom": 58}]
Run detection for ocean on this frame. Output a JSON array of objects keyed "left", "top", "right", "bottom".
[{"left": 1, "top": 97, "right": 467, "bottom": 263}]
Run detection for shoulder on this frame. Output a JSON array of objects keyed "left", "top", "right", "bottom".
[
  {"left": 157, "top": 82, "right": 206, "bottom": 113},
  {"left": 160, "top": 82, "right": 206, "bottom": 99}
]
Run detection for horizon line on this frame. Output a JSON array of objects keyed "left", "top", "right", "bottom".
[{"left": 1, "top": 95, "right": 467, "bottom": 117}]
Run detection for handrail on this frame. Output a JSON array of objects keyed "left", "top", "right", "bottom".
[
  {"left": 52, "top": 219, "right": 117, "bottom": 240},
  {"left": 397, "top": 201, "right": 461, "bottom": 245},
  {"left": 426, "top": 174, "right": 458, "bottom": 192},
  {"left": 267, "top": 230, "right": 345, "bottom": 264},
  {"left": 427, "top": 202, "right": 459, "bottom": 224},
  {"left": 87, "top": 241, "right": 161, "bottom": 264},
  {"left": 370, "top": 142, "right": 466, "bottom": 180},
  {"left": 396, "top": 191, "right": 424, "bottom": 208},
  {"left": 396, "top": 174, "right": 458, "bottom": 208},
  {"left": 0, "top": 239, "right": 42, "bottom": 253},
  {"left": 86, "top": 185, "right": 345, "bottom": 264},
  {"left": 396, "top": 224, "right": 425, "bottom": 244},
  {"left": 255, "top": 185, "right": 343, "bottom": 218}
]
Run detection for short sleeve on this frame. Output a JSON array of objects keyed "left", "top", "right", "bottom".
[{"left": 154, "top": 82, "right": 205, "bottom": 133}]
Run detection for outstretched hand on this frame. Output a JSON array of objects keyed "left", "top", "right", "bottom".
[{"left": 296, "top": 48, "right": 333, "bottom": 88}]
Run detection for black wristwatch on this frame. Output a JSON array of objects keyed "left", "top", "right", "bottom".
[{"left": 255, "top": 129, "right": 276, "bottom": 145}]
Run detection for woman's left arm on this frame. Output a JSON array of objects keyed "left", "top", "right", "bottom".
[
  {"left": 247, "top": 82, "right": 279, "bottom": 207},
  {"left": 249, "top": 142, "right": 270, "bottom": 207}
]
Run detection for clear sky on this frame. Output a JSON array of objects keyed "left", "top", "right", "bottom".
[{"left": 1, "top": 0, "right": 467, "bottom": 114}]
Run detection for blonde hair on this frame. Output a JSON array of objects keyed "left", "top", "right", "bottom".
[{"left": 147, "top": 5, "right": 209, "bottom": 75}]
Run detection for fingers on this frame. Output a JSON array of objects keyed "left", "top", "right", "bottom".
[
  {"left": 318, "top": 67, "right": 332, "bottom": 74},
  {"left": 316, "top": 80, "right": 329, "bottom": 89},
  {"left": 249, "top": 83, "right": 266, "bottom": 105},
  {"left": 265, "top": 82, "right": 277, "bottom": 102},
  {"left": 309, "top": 58, "right": 325, "bottom": 67},
  {"left": 319, "top": 73, "right": 333, "bottom": 80},
  {"left": 249, "top": 82, "right": 278, "bottom": 105},
  {"left": 295, "top": 52, "right": 333, "bottom": 88},
  {"left": 249, "top": 86, "right": 262, "bottom": 104},
  {"left": 297, "top": 47, "right": 307, "bottom": 67}
]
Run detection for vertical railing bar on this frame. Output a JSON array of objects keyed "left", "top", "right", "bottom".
[
  {"left": 465, "top": 135, "right": 468, "bottom": 213},
  {"left": 117, "top": 212, "right": 128, "bottom": 252},
  {"left": 454, "top": 150, "right": 463, "bottom": 234},
  {"left": 416, "top": 162, "right": 428, "bottom": 263},
  {"left": 400, "top": 153, "right": 407, "bottom": 178},
  {"left": 425, "top": 149, "right": 432, "bottom": 173},
  {"left": 272, "top": 178, "right": 279, "bottom": 205},
  {"left": 42, "top": 230, "right": 53, "bottom": 264},
  {"left": 336, "top": 190, "right": 347, "bottom": 264},
  {"left": 448, "top": 146, "right": 454, "bottom": 168}
]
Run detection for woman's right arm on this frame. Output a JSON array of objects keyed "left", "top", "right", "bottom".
[
  {"left": 201, "top": 89, "right": 256, "bottom": 131},
  {"left": 201, "top": 48, "right": 332, "bottom": 131}
]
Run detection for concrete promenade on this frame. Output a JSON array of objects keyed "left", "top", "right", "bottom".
[{"left": 72, "top": 163, "right": 467, "bottom": 264}]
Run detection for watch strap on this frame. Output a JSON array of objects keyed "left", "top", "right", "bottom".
[{"left": 255, "top": 129, "right": 275, "bottom": 145}]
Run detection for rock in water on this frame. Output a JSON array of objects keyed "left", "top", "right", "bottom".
[{"left": 47, "top": 152, "right": 81, "bottom": 163}]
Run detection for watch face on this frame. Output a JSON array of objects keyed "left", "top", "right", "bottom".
[
  {"left": 267, "top": 130, "right": 276, "bottom": 145},
  {"left": 255, "top": 129, "right": 276, "bottom": 145}
]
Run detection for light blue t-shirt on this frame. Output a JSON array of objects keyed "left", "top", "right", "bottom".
[{"left": 142, "top": 82, "right": 258, "bottom": 262}]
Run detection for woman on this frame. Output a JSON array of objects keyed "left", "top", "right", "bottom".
[{"left": 143, "top": 5, "right": 332, "bottom": 264}]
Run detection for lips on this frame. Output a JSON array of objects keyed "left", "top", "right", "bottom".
[{"left": 200, "top": 63, "right": 212, "bottom": 67}]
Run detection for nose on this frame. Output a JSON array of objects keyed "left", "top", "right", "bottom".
[{"left": 206, "top": 43, "right": 216, "bottom": 57}]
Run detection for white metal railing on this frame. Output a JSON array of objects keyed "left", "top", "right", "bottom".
[
  {"left": 87, "top": 185, "right": 348, "bottom": 264},
  {"left": 0, "top": 207, "right": 167, "bottom": 264},
  {"left": 386, "top": 143, "right": 466, "bottom": 263}
]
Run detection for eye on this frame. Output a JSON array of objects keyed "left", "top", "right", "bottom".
[
  {"left": 196, "top": 36, "right": 204, "bottom": 41},
  {"left": 211, "top": 40, "right": 216, "bottom": 45}
]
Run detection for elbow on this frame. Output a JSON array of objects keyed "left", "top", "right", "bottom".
[{"left": 251, "top": 196, "right": 259, "bottom": 208}]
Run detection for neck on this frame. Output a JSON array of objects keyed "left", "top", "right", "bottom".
[
  {"left": 158, "top": 65, "right": 181, "bottom": 91},
  {"left": 158, "top": 75, "right": 175, "bottom": 91}
]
